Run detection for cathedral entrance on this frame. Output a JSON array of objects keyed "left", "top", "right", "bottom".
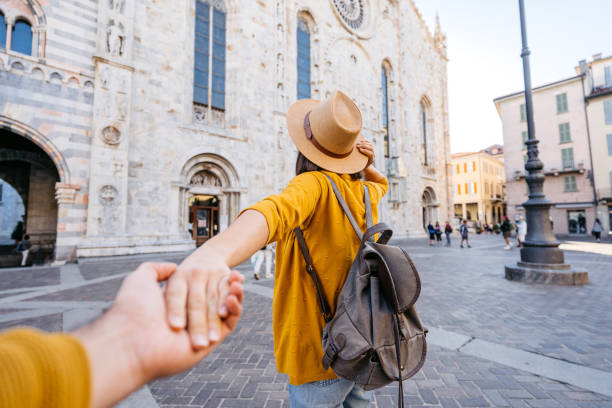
[
  {"left": 189, "top": 195, "right": 220, "bottom": 247},
  {"left": 0, "top": 128, "right": 60, "bottom": 267},
  {"left": 421, "top": 187, "right": 438, "bottom": 230}
]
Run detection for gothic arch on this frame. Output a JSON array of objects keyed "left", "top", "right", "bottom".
[
  {"left": 0, "top": 115, "right": 70, "bottom": 184},
  {"left": 180, "top": 152, "right": 239, "bottom": 188}
]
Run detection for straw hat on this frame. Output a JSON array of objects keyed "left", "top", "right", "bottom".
[{"left": 287, "top": 90, "right": 368, "bottom": 174}]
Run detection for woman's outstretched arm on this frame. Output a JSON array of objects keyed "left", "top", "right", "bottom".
[{"left": 165, "top": 209, "right": 268, "bottom": 351}]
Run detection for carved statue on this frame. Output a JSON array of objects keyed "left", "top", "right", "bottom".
[
  {"left": 101, "top": 126, "right": 121, "bottom": 145},
  {"left": 109, "top": 0, "right": 125, "bottom": 13},
  {"left": 106, "top": 20, "right": 125, "bottom": 57},
  {"left": 99, "top": 185, "right": 119, "bottom": 205},
  {"left": 190, "top": 171, "right": 221, "bottom": 187}
]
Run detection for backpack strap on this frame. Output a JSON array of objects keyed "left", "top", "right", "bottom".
[
  {"left": 294, "top": 227, "right": 333, "bottom": 323},
  {"left": 364, "top": 184, "right": 373, "bottom": 229},
  {"left": 322, "top": 173, "right": 363, "bottom": 240}
]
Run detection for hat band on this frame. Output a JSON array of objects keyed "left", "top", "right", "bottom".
[{"left": 304, "top": 112, "right": 353, "bottom": 159}]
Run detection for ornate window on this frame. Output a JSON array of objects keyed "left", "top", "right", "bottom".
[
  {"left": 381, "top": 67, "right": 390, "bottom": 158},
  {"left": 194, "top": 0, "right": 226, "bottom": 110},
  {"left": 420, "top": 97, "right": 433, "bottom": 167},
  {"left": 420, "top": 101, "right": 428, "bottom": 165},
  {"left": 0, "top": 12, "right": 6, "bottom": 49},
  {"left": 296, "top": 18, "right": 311, "bottom": 100},
  {"left": 11, "top": 19, "right": 32, "bottom": 55}
]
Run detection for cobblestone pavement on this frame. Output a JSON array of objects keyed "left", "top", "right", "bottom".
[{"left": 0, "top": 235, "right": 611, "bottom": 407}]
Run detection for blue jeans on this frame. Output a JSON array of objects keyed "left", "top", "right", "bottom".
[
  {"left": 445, "top": 232, "right": 451, "bottom": 246},
  {"left": 288, "top": 378, "right": 372, "bottom": 408}
]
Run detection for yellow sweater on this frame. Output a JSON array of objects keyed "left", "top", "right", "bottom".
[
  {"left": 247, "top": 171, "right": 388, "bottom": 385},
  {"left": 0, "top": 328, "right": 90, "bottom": 408}
]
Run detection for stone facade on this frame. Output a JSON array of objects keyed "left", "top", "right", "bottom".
[{"left": 0, "top": 0, "right": 451, "bottom": 261}]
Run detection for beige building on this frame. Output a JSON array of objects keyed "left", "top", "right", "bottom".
[
  {"left": 0, "top": 0, "right": 452, "bottom": 263},
  {"left": 494, "top": 72, "right": 596, "bottom": 236},
  {"left": 579, "top": 53, "right": 612, "bottom": 235},
  {"left": 451, "top": 149, "right": 505, "bottom": 225}
]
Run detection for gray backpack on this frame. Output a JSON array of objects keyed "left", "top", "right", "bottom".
[{"left": 295, "top": 174, "right": 427, "bottom": 408}]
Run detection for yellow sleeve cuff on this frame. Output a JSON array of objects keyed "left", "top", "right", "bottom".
[{"left": 0, "top": 328, "right": 91, "bottom": 408}]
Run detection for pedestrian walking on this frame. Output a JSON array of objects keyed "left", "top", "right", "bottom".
[
  {"left": 251, "top": 245, "right": 274, "bottom": 279},
  {"left": 444, "top": 221, "right": 453, "bottom": 247},
  {"left": 14, "top": 235, "right": 31, "bottom": 266},
  {"left": 164, "top": 91, "right": 387, "bottom": 407},
  {"left": 434, "top": 222, "right": 442, "bottom": 245},
  {"left": 592, "top": 218, "right": 603, "bottom": 243},
  {"left": 427, "top": 222, "right": 435, "bottom": 246},
  {"left": 10, "top": 215, "right": 25, "bottom": 245},
  {"left": 460, "top": 220, "right": 471, "bottom": 248},
  {"left": 501, "top": 216, "right": 513, "bottom": 250},
  {"left": 516, "top": 216, "right": 527, "bottom": 248}
]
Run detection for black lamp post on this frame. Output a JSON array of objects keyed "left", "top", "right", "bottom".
[{"left": 504, "top": 0, "right": 588, "bottom": 285}]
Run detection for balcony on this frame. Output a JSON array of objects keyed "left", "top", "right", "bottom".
[
  {"left": 489, "top": 194, "right": 503, "bottom": 202},
  {"left": 597, "top": 188, "right": 612, "bottom": 202}
]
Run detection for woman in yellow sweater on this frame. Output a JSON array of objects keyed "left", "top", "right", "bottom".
[{"left": 166, "top": 91, "right": 388, "bottom": 407}]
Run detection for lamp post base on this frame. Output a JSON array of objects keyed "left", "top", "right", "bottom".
[{"left": 505, "top": 262, "right": 588, "bottom": 285}]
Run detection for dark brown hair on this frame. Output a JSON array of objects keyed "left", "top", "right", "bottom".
[{"left": 295, "top": 152, "right": 363, "bottom": 180}]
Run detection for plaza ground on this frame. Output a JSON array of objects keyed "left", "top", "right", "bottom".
[{"left": 0, "top": 234, "right": 611, "bottom": 407}]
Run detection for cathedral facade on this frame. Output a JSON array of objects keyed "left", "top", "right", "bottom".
[{"left": 0, "top": 0, "right": 451, "bottom": 261}]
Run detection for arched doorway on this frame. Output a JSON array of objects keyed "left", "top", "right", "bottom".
[
  {"left": 0, "top": 129, "right": 60, "bottom": 266},
  {"left": 179, "top": 154, "right": 242, "bottom": 247},
  {"left": 421, "top": 187, "right": 438, "bottom": 230}
]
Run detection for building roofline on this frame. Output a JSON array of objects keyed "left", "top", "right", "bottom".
[{"left": 493, "top": 75, "right": 583, "bottom": 104}]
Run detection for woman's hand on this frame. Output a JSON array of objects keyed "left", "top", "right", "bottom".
[
  {"left": 356, "top": 139, "right": 375, "bottom": 167},
  {"left": 165, "top": 250, "right": 243, "bottom": 349}
]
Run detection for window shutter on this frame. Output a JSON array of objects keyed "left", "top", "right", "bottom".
[
  {"left": 194, "top": 2, "right": 210, "bottom": 105},
  {"left": 556, "top": 93, "right": 568, "bottom": 114},
  {"left": 607, "top": 134, "right": 612, "bottom": 156},
  {"left": 605, "top": 66, "right": 612, "bottom": 87},
  {"left": 559, "top": 123, "right": 570, "bottom": 143},
  {"left": 522, "top": 131, "right": 528, "bottom": 147},
  {"left": 0, "top": 14, "right": 6, "bottom": 50},
  {"left": 11, "top": 20, "right": 32, "bottom": 55},
  {"left": 520, "top": 104, "right": 526, "bottom": 122},
  {"left": 604, "top": 100, "right": 612, "bottom": 125}
]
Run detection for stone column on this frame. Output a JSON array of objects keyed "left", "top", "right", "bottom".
[
  {"left": 6, "top": 22, "right": 12, "bottom": 51},
  {"left": 86, "top": 0, "right": 135, "bottom": 238},
  {"left": 462, "top": 203, "right": 467, "bottom": 220},
  {"left": 54, "top": 183, "right": 81, "bottom": 263}
]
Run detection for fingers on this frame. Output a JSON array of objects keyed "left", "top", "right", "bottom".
[
  {"left": 206, "top": 273, "right": 223, "bottom": 344},
  {"left": 165, "top": 272, "right": 188, "bottom": 330},
  {"left": 187, "top": 270, "right": 210, "bottom": 348}
]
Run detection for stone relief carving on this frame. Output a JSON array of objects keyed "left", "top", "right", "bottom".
[
  {"left": 190, "top": 171, "right": 222, "bottom": 187},
  {"left": 106, "top": 20, "right": 125, "bottom": 57},
  {"left": 97, "top": 94, "right": 112, "bottom": 118},
  {"left": 116, "top": 95, "right": 128, "bottom": 120},
  {"left": 193, "top": 104, "right": 207, "bottom": 123},
  {"left": 100, "top": 67, "right": 111, "bottom": 90},
  {"left": 99, "top": 185, "right": 119, "bottom": 205},
  {"left": 109, "top": 0, "right": 125, "bottom": 13},
  {"left": 101, "top": 126, "right": 121, "bottom": 145}
]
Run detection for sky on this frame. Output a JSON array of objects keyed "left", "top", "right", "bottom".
[{"left": 414, "top": 0, "right": 612, "bottom": 153}]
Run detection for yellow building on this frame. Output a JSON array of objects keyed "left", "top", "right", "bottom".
[{"left": 451, "top": 148, "right": 506, "bottom": 224}]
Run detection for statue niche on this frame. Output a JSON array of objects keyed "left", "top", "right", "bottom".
[
  {"left": 190, "top": 171, "right": 222, "bottom": 188},
  {"left": 106, "top": 19, "right": 125, "bottom": 57}
]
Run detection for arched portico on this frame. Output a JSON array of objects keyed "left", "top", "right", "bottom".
[
  {"left": 422, "top": 187, "right": 439, "bottom": 229},
  {"left": 178, "top": 153, "right": 242, "bottom": 246}
]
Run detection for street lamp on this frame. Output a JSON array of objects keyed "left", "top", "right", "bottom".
[{"left": 504, "top": 0, "right": 588, "bottom": 285}]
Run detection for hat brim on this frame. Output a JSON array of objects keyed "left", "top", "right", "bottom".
[{"left": 287, "top": 99, "right": 368, "bottom": 174}]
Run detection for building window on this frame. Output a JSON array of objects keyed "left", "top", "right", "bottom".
[
  {"left": 556, "top": 93, "right": 568, "bottom": 114},
  {"left": 420, "top": 101, "right": 428, "bottom": 165},
  {"left": 194, "top": 1, "right": 226, "bottom": 110},
  {"left": 522, "top": 131, "right": 528, "bottom": 148},
  {"left": 561, "top": 148, "right": 574, "bottom": 168},
  {"left": 0, "top": 12, "right": 6, "bottom": 50},
  {"left": 485, "top": 182, "right": 489, "bottom": 194},
  {"left": 472, "top": 161, "right": 476, "bottom": 172},
  {"left": 297, "top": 18, "right": 311, "bottom": 100},
  {"left": 607, "top": 134, "right": 612, "bottom": 156},
  {"left": 523, "top": 154, "right": 528, "bottom": 164},
  {"left": 604, "top": 100, "right": 612, "bottom": 125},
  {"left": 457, "top": 184, "right": 461, "bottom": 195},
  {"left": 463, "top": 162, "right": 467, "bottom": 173},
  {"left": 464, "top": 183, "right": 468, "bottom": 195},
  {"left": 520, "top": 103, "right": 526, "bottom": 122},
  {"left": 567, "top": 210, "right": 586, "bottom": 234},
  {"left": 559, "top": 123, "right": 571, "bottom": 143},
  {"left": 382, "top": 68, "right": 390, "bottom": 157},
  {"left": 474, "top": 182, "right": 477, "bottom": 194},
  {"left": 11, "top": 19, "right": 33, "bottom": 55},
  {"left": 605, "top": 66, "right": 611, "bottom": 87},
  {"left": 564, "top": 175, "right": 577, "bottom": 192},
  {"left": 456, "top": 164, "right": 460, "bottom": 174}
]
